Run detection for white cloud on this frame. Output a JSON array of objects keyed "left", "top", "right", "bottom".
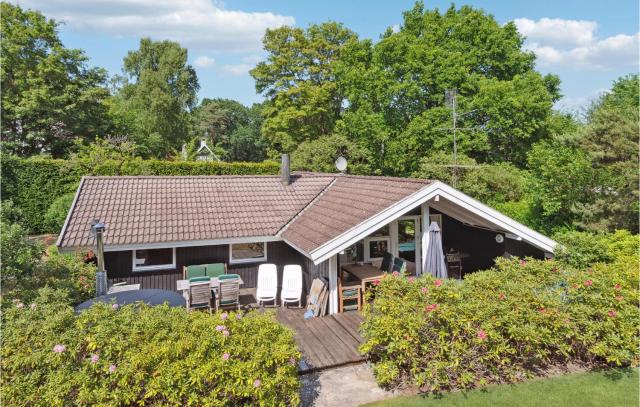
[
  {"left": 194, "top": 55, "right": 215, "bottom": 68},
  {"left": 514, "top": 17, "right": 639, "bottom": 71},
  {"left": 21, "top": 0, "right": 295, "bottom": 52},
  {"left": 514, "top": 17, "right": 596, "bottom": 47},
  {"left": 222, "top": 63, "right": 254, "bottom": 76}
]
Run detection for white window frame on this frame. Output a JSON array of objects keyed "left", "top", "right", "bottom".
[
  {"left": 229, "top": 242, "right": 268, "bottom": 264},
  {"left": 132, "top": 247, "right": 176, "bottom": 272},
  {"left": 364, "top": 236, "right": 391, "bottom": 262}
]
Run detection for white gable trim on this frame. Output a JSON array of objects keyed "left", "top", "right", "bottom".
[
  {"left": 55, "top": 177, "right": 86, "bottom": 248},
  {"left": 309, "top": 181, "right": 556, "bottom": 264}
]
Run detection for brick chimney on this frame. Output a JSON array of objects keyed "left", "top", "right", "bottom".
[{"left": 281, "top": 154, "right": 290, "bottom": 186}]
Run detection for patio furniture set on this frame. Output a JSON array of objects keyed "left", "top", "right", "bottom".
[
  {"left": 180, "top": 263, "right": 303, "bottom": 313},
  {"left": 338, "top": 251, "right": 408, "bottom": 313}
]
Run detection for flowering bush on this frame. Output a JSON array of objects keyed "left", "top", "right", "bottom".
[
  {"left": 2, "top": 288, "right": 300, "bottom": 406},
  {"left": 360, "top": 256, "right": 639, "bottom": 392}
]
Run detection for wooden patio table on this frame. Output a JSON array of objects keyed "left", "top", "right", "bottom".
[
  {"left": 176, "top": 276, "right": 244, "bottom": 302},
  {"left": 341, "top": 263, "right": 386, "bottom": 299}
]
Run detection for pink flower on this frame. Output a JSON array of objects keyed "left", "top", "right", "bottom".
[
  {"left": 392, "top": 271, "right": 399, "bottom": 277},
  {"left": 372, "top": 279, "right": 381, "bottom": 286},
  {"left": 616, "top": 296, "right": 624, "bottom": 302},
  {"left": 425, "top": 303, "right": 438, "bottom": 313},
  {"left": 434, "top": 279, "right": 443, "bottom": 287},
  {"left": 16, "top": 302, "right": 24, "bottom": 309},
  {"left": 220, "top": 312, "right": 228, "bottom": 320},
  {"left": 608, "top": 310, "right": 617, "bottom": 318},
  {"left": 498, "top": 293, "right": 506, "bottom": 300},
  {"left": 109, "top": 364, "right": 117, "bottom": 373},
  {"left": 614, "top": 283, "right": 622, "bottom": 291},
  {"left": 30, "top": 303, "right": 37, "bottom": 310},
  {"left": 408, "top": 276, "right": 415, "bottom": 283},
  {"left": 215, "top": 325, "right": 225, "bottom": 331},
  {"left": 477, "top": 330, "right": 488, "bottom": 341},
  {"left": 289, "top": 357, "right": 296, "bottom": 366},
  {"left": 552, "top": 267, "right": 559, "bottom": 273},
  {"left": 253, "top": 379, "right": 261, "bottom": 388},
  {"left": 112, "top": 303, "right": 119, "bottom": 310},
  {"left": 583, "top": 280, "right": 593, "bottom": 287},
  {"left": 519, "top": 259, "right": 527, "bottom": 267},
  {"left": 90, "top": 354, "right": 99, "bottom": 364},
  {"left": 236, "top": 313, "right": 242, "bottom": 320},
  {"left": 222, "top": 330, "right": 230, "bottom": 337},
  {"left": 222, "top": 353, "right": 230, "bottom": 360},
  {"left": 53, "top": 344, "right": 66, "bottom": 353},
  {"left": 538, "top": 307, "right": 546, "bottom": 314},
  {"left": 421, "top": 287, "right": 428, "bottom": 294}
]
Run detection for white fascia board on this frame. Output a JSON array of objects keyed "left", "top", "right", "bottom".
[
  {"left": 309, "top": 181, "right": 556, "bottom": 264},
  {"left": 102, "top": 235, "right": 282, "bottom": 252},
  {"left": 56, "top": 177, "right": 86, "bottom": 248}
]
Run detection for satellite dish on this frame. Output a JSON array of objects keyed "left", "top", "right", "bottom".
[{"left": 335, "top": 156, "right": 348, "bottom": 172}]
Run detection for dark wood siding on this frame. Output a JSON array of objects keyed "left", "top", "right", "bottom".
[{"left": 105, "top": 241, "right": 310, "bottom": 292}]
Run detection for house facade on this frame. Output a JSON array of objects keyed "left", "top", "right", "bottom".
[{"left": 57, "top": 165, "right": 556, "bottom": 315}]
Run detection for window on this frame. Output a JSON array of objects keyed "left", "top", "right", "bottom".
[
  {"left": 365, "top": 236, "right": 391, "bottom": 261},
  {"left": 132, "top": 248, "right": 176, "bottom": 271},
  {"left": 229, "top": 242, "right": 267, "bottom": 264}
]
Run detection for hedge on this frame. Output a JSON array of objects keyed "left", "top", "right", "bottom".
[
  {"left": 1, "top": 156, "right": 280, "bottom": 234},
  {"left": 360, "top": 256, "right": 639, "bottom": 392},
  {"left": 2, "top": 289, "right": 301, "bottom": 406}
]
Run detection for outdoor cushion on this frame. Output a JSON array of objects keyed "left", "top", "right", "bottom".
[
  {"left": 380, "top": 252, "right": 394, "bottom": 272},
  {"left": 219, "top": 273, "right": 240, "bottom": 280},
  {"left": 186, "top": 265, "right": 206, "bottom": 279},
  {"left": 392, "top": 258, "right": 406, "bottom": 274},
  {"left": 219, "top": 298, "right": 237, "bottom": 305},
  {"left": 189, "top": 276, "right": 210, "bottom": 283},
  {"left": 341, "top": 289, "right": 359, "bottom": 297},
  {"left": 205, "top": 263, "right": 226, "bottom": 277}
]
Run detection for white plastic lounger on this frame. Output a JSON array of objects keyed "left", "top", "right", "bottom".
[
  {"left": 256, "top": 263, "right": 278, "bottom": 307},
  {"left": 281, "top": 265, "right": 303, "bottom": 308}
]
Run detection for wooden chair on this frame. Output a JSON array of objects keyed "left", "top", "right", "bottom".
[
  {"left": 217, "top": 274, "right": 240, "bottom": 311},
  {"left": 446, "top": 252, "right": 463, "bottom": 279},
  {"left": 338, "top": 269, "right": 362, "bottom": 313},
  {"left": 187, "top": 280, "right": 213, "bottom": 313}
]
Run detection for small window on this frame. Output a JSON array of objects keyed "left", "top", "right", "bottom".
[
  {"left": 132, "top": 248, "right": 176, "bottom": 271},
  {"left": 365, "top": 236, "right": 391, "bottom": 261},
  {"left": 230, "top": 242, "right": 267, "bottom": 264}
]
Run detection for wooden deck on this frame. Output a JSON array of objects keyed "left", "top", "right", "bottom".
[{"left": 276, "top": 308, "right": 365, "bottom": 373}]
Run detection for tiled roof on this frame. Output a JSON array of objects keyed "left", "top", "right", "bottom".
[
  {"left": 58, "top": 173, "right": 431, "bottom": 254},
  {"left": 280, "top": 175, "right": 430, "bottom": 254},
  {"left": 58, "top": 175, "right": 334, "bottom": 248}
]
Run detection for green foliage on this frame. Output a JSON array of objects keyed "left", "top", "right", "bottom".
[
  {"left": 2, "top": 291, "right": 300, "bottom": 406},
  {"left": 291, "top": 133, "right": 373, "bottom": 174},
  {"left": 1, "top": 155, "right": 279, "bottom": 234},
  {"left": 554, "top": 230, "right": 640, "bottom": 269},
  {"left": 361, "top": 256, "right": 639, "bottom": 392},
  {"left": 191, "top": 99, "right": 267, "bottom": 161},
  {"left": 527, "top": 140, "right": 593, "bottom": 233},
  {"left": 43, "top": 193, "right": 75, "bottom": 234},
  {"left": 0, "top": 212, "right": 95, "bottom": 305},
  {"left": 0, "top": 2, "right": 111, "bottom": 157},
  {"left": 112, "top": 38, "right": 199, "bottom": 157},
  {"left": 575, "top": 75, "right": 639, "bottom": 233}
]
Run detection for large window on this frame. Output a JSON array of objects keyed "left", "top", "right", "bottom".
[
  {"left": 132, "top": 248, "right": 176, "bottom": 271},
  {"left": 364, "top": 225, "right": 391, "bottom": 261},
  {"left": 229, "top": 242, "right": 267, "bottom": 264}
]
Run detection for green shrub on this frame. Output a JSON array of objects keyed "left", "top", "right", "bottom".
[
  {"left": 44, "top": 193, "right": 75, "bottom": 234},
  {"left": 1, "top": 289, "right": 301, "bottom": 406},
  {"left": 1, "top": 155, "right": 280, "bottom": 234},
  {"left": 554, "top": 230, "right": 639, "bottom": 268},
  {"left": 360, "top": 257, "right": 639, "bottom": 392}
]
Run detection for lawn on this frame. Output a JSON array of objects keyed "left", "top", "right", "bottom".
[{"left": 364, "top": 369, "right": 638, "bottom": 407}]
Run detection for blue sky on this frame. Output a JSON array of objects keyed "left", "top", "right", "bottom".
[{"left": 20, "top": 0, "right": 639, "bottom": 112}]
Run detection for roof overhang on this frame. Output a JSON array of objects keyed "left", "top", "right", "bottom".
[{"left": 301, "top": 181, "right": 557, "bottom": 265}]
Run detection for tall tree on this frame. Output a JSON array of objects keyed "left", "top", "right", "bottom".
[
  {"left": 1, "top": 2, "right": 111, "bottom": 157},
  {"left": 114, "top": 38, "right": 199, "bottom": 157},
  {"left": 575, "top": 75, "right": 639, "bottom": 232},
  {"left": 251, "top": 22, "right": 361, "bottom": 153}
]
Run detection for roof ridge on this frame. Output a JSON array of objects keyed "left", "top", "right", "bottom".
[
  {"left": 276, "top": 177, "right": 338, "bottom": 236},
  {"left": 82, "top": 174, "right": 337, "bottom": 179}
]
